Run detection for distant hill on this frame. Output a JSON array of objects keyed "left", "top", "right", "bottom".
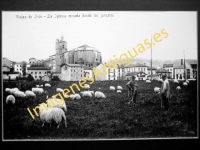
[{"left": 104, "top": 57, "right": 197, "bottom": 69}]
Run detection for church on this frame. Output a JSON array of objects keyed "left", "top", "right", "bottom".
[{"left": 44, "top": 35, "right": 102, "bottom": 80}]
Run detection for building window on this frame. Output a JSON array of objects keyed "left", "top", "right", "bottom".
[
  {"left": 144, "top": 68, "right": 145, "bottom": 71},
  {"left": 35, "top": 76, "right": 37, "bottom": 78},
  {"left": 17, "top": 69, "right": 18, "bottom": 70},
  {"left": 96, "top": 59, "right": 98, "bottom": 61},
  {"left": 35, "top": 72, "right": 37, "bottom": 74},
  {"left": 39, "top": 72, "right": 41, "bottom": 74},
  {"left": 45, "top": 72, "right": 46, "bottom": 74}
]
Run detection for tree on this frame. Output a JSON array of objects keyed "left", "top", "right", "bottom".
[
  {"left": 21, "top": 61, "right": 28, "bottom": 76},
  {"left": 27, "top": 74, "right": 34, "bottom": 81}
]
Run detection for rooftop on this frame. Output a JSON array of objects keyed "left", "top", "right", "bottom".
[
  {"left": 174, "top": 65, "right": 188, "bottom": 69},
  {"left": 27, "top": 67, "right": 51, "bottom": 70},
  {"left": 68, "top": 44, "right": 100, "bottom": 52},
  {"left": 156, "top": 68, "right": 171, "bottom": 73},
  {"left": 126, "top": 71, "right": 147, "bottom": 76},
  {"left": 147, "top": 66, "right": 157, "bottom": 70},
  {"left": 163, "top": 64, "right": 173, "bottom": 68}
]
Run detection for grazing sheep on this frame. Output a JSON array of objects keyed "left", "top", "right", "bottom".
[
  {"left": 109, "top": 86, "right": 115, "bottom": 90},
  {"left": 36, "top": 85, "right": 39, "bottom": 87},
  {"left": 83, "top": 84, "right": 90, "bottom": 89},
  {"left": 56, "top": 88, "right": 64, "bottom": 93},
  {"left": 99, "top": 87, "right": 101, "bottom": 90},
  {"left": 117, "top": 86, "right": 123, "bottom": 90},
  {"left": 173, "top": 79, "right": 179, "bottom": 84},
  {"left": 25, "top": 90, "right": 36, "bottom": 98},
  {"left": 81, "top": 91, "right": 93, "bottom": 98},
  {"left": 95, "top": 91, "right": 106, "bottom": 99},
  {"left": 117, "top": 90, "right": 122, "bottom": 93},
  {"left": 154, "top": 87, "right": 160, "bottom": 94},
  {"left": 5, "top": 88, "right": 11, "bottom": 93},
  {"left": 32, "top": 88, "right": 44, "bottom": 94},
  {"left": 183, "top": 82, "right": 188, "bottom": 86},
  {"left": 10, "top": 88, "right": 19, "bottom": 94},
  {"left": 40, "top": 85, "right": 43, "bottom": 87},
  {"left": 70, "top": 93, "right": 81, "bottom": 100},
  {"left": 186, "top": 80, "right": 189, "bottom": 84},
  {"left": 146, "top": 80, "right": 151, "bottom": 83},
  {"left": 45, "top": 83, "right": 51, "bottom": 87},
  {"left": 176, "top": 86, "right": 181, "bottom": 91},
  {"left": 6, "top": 95, "right": 15, "bottom": 104},
  {"left": 39, "top": 103, "right": 67, "bottom": 129},
  {"left": 13, "top": 91, "right": 26, "bottom": 98},
  {"left": 47, "top": 98, "right": 67, "bottom": 113}
]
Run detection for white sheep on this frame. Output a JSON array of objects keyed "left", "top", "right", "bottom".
[
  {"left": 32, "top": 88, "right": 44, "bottom": 94},
  {"left": 70, "top": 93, "right": 81, "bottom": 100},
  {"left": 183, "top": 82, "right": 188, "bottom": 86},
  {"left": 117, "top": 90, "right": 122, "bottom": 93},
  {"left": 95, "top": 91, "right": 106, "bottom": 99},
  {"left": 39, "top": 103, "right": 67, "bottom": 129},
  {"left": 6, "top": 95, "right": 15, "bottom": 104},
  {"left": 173, "top": 79, "right": 179, "bottom": 84},
  {"left": 47, "top": 98, "right": 67, "bottom": 113},
  {"left": 10, "top": 88, "right": 19, "bottom": 94},
  {"left": 117, "top": 86, "right": 123, "bottom": 90},
  {"left": 25, "top": 90, "right": 36, "bottom": 98},
  {"left": 109, "top": 86, "right": 115, "bottom": 90},
  {"left": 146, "top": 80, "right": 151, "bottom": 83},
  {"left": 45, "top": 83, "right": 51, "bottom": 87},
  {"left": 13, "top": 91, "right": 26, "bottom": 98},
  {"left": 36, "top": 85, "right": 39, "bottom": 87},
  {"left": 5, "top": 88, "right": 11, "bottom": 93},
  {"left": 81, "top": 91, "right": 93, "bottom": 98},
  {"left": 186, "top": 80, "right": 189, "bottom": 84},
  {"left": 56, "top": 88, "right": 64, "bottom": 93},
  {"left": 154, "top": 87, "right": 160, "bottom": 94},
  {"left": 176, "top": 86, "right": 181, "bottom": 91},
  {"left": 83, "top": 84, "right": 90, "bottom": 89},
  {"left": 40, "top": 85, "right": 43, "bottom": 87}
]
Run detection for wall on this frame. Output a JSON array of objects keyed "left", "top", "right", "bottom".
[{"left": 27, "top": 69, "right": 50, "bottom": 80}]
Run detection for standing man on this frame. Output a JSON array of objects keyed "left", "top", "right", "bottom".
[
  {"left": 160, "top": 74, "right": 170, "bottom": 111},
  {"left": 126, "top": 76, "right": 139, "bottom": 108}
]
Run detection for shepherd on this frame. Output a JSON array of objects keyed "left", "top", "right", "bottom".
[
  {"left": 126, "top": 76, "right": 139, "bottom": 108},
  {"left": 160, "top": 74, "right": 170, "bottom": 111}
]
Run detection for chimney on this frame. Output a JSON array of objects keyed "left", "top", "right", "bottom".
[{"left": 181, "top": 59, "right": 183, "bottom": 65}]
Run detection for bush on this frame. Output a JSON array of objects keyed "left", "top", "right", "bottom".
[
  {"left": 52, "top": 76, "right": 60, "bottom": 81},
  {"left": 27, "top": 74, "right": 34, "bottom": 81}
]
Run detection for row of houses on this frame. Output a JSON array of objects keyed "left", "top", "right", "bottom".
[{"left": 2, "top": 56, "right": 197, "bottom": 82}]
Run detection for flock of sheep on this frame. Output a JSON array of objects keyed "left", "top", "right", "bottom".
[
  {"left": 5, "top": 78, "right": 192, "bottom": 129},
  {"left": 5, "top": 82, "right": 124, "bottom": 129},
  {"left": 153, "top": 79, "right": 190, "bottom": 94}
]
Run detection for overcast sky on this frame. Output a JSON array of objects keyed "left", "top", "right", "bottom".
[{"left": 2, "top": 11, "right": 197, "bottom": 63}]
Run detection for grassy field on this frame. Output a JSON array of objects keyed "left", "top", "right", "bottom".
[{"left": 3, "top": 79, "right": 197, "bottom": 139}]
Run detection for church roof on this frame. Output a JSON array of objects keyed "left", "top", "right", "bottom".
[{"left": 74, "top": 44, "right": 100, "bottom": 52}]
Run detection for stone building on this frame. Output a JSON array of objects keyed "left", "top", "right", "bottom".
[
  {"left": 45, "top": 36, "right": 102, "bottom": 75},
  {"left": 27, "top": 67, "right": 51, "bottom": 80},
  {"left": 60, "top": 64, "right": 84, "bottom": 81}
]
